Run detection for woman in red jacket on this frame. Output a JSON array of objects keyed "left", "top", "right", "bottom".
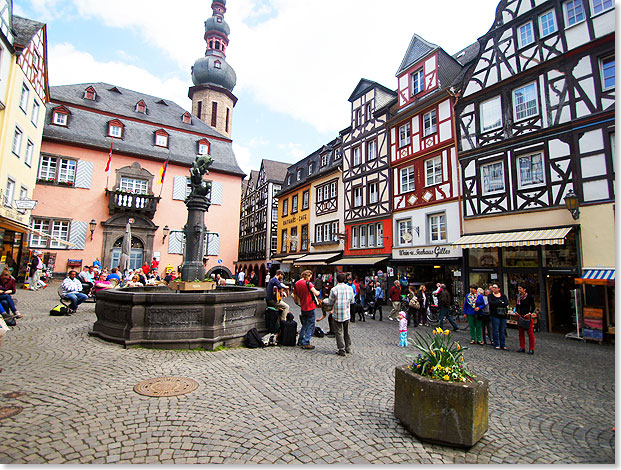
[{"left": 0, "top": 268, "right": 21, "bottom": 319}]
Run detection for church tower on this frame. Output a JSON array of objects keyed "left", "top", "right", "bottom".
[{"left": 189, "top": 0, "right": 237, "bottom": 138}]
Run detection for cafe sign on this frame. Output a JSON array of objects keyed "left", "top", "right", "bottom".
[{"left": 393, "top": 244, "right": 462, "bottom": 260}]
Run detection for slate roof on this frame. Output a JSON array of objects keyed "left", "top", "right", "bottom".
[
  {"left": 450, "top": 41, "right": 481, "bottom": 88},
  {"left": 12, "top": 15, "right": 43, "bottom": 52},
  {"left": 44, "top": 83, "right": 245, "bottom": 177},
  {"left": 348, "top": 78, "right": 396, "bottom": 103},
  {"left": 396, "top": 34, "right": 440, "bottom": 76},
  {"left": 261, "top": 159, "right": 289, "bottom": 184}
]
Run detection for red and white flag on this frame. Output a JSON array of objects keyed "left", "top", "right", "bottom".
[{"left": 105, "top": 142, "right": 113, "bottom": 172}]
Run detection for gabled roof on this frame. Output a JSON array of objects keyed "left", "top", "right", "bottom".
[
  {"left": 11, "top": 15, "right": 43, "bottom": 53},
  {"left": 396, "top": 33, "right": 440, "bottom": 76},
  {"left": 44, "top": 83, "right": 245, "bottom": 177},
  {"left": 348, "top": 78, "right": 396, "bottom": 103},
  {"left": 261, "top": 159, "right": 289, "bottom": 183}
]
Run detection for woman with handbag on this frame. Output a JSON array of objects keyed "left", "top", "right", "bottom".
[
  {"left": 463, "top": 285, "right": 485, "bottom": 344},
  {"left": 406, "top": 284, "right": 420, "bottom": 327},
  {"left": 488, "top": 283, "right": 509, "bottom": 350},
  {"left": 478, "top": 288, "right": 492, "bottom": 345},
  {"left": 516, "top": 283, "right": 536, "bottom": 354},
  {"left": 416, "top": 285, "right": 429, "bottom": 326}
]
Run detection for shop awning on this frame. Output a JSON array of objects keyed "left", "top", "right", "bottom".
[
  {"left": 452, "top": 227, "right": 572, "bottom": 249},
  {"left": 575, "top": 269, "right": 615, "bottom": 286},
  {"left": 294, "top": 252, "right": 342, "bottom": 266},
  {"left": 330, "top": 256, "right": 389, "bottom": 266},
  {"left": 277, "top": 254, "right": 301, "bottom": 263}
]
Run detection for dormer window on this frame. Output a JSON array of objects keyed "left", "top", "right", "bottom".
[
  {"left": 411, "top": 68, "right": 425, "bottom": 96},
  {"left": 214, "top": 60, "right": 222, "bottom": 69},
  {"left": 365, "top": 103, "right": 372, "bottom": 121},
  {"left": 84, "top": 86, "right": 96, "bottom": 100},
  {"left": 108, "top": 120, "right": 124, "bottom": 138},
  {"left": 296, "top": 168, "right": 302, "bottom": 181},
  {"left": 52, "top": 107, "right": 69, "bottom": 126},
  {"left": 198, "top": 139, "right": 210, "bottom": 155},
  {"left": 182, "top": 112, "right": 192, "bottom": 124},
  {"left": 135, "top": 100, "right": 147, "bottom": 114},
  {"left": 355, "top": 109, "right": 362, "bottom": 127},
  {"left": 308, "top": 162, "right": 314, "bottom": 175},
  {"left": 287, "top": 174, "right": 292, "bottom": 185},
  {"left": 155, "top": 130, "right": 169, "bottom": 148}
]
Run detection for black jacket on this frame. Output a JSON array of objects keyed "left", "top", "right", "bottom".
[
  {"left": 488, "top": 293, "right": 509, "bottom": 318},
  {"left": 516, "top": 293, "right": 535, "bottom": 316},
  {"left": 437, "top": 289, "right": 451, "bottom": 308}
]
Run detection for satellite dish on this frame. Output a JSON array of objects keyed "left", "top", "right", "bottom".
[{"left": 403, "top": 232, "right": 413, "bottom": 242}]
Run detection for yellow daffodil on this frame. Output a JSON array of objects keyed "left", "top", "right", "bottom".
[
  {"left": 440, "top": 348, "right": 444, "bottom": 352},
  {"left": 443, "top": 375, "right": 450, "bottom": 381},
  {"left": 460, "top": 357, "right": 464, "bottom": 362},
  {"left": 436, "top": 327, "right": 443, "bottom": 334},
  {"left": 444, "top": 330, "right": 450, "bottom": 335},
  {"left": 456, "top": 344, "right": 461, "bottom": 350}
]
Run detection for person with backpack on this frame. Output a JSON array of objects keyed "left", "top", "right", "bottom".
[{"left": 292, "top": 270, "right": 321, "bottom": 350}]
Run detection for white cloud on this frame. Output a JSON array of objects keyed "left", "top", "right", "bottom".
[
  {"left": 48, "top": 43, "right": 193, "bottom": 111},
  {"left": 232, "top": 142, "right": 254, "bottom": 177}
]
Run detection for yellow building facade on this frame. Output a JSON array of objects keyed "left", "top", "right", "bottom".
[{"left": 276, "top": 183, "right": 311, "bottom": 262}]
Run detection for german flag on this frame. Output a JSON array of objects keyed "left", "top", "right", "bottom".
[{"left": 157, "top": 157, "right": 169, "bottom": 185}]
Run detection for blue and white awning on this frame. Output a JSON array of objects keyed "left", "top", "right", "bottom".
[{"left": 575, "top": 269, "right": 615, "bottom": 285}]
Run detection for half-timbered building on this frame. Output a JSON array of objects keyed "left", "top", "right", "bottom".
[
  {"left": 386, "top": 34, "right": 480, "bottom": 298},
  {"left": 237, "top": 159, "right": 289, "bottom": 285},
  {"left": 338, "top": 79, "right": 396, "bottom": 277},
  {"left": 453, "top": 0, "right": 615, "bottom": 335}
]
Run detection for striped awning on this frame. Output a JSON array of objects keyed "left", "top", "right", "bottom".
[
  {"left": 330, "top": 256, "right": 389, "bottom": 266},
  {"left": 294, "top": 252, "right": 342, "bottom": 266},
  {"left": 575, "top": 269, "right": 615, "bottom": 285},
  {"left": 452, "top": 227, "right": 572, "bottom": 249}
]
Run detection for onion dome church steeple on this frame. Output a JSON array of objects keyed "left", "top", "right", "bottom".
[{"left": 189, "top": 0, "right": 237, "bottom": 138}]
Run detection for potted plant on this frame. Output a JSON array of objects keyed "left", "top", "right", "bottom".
[{"left": 394, "top": 327, "right": 488, "bottom": 448}]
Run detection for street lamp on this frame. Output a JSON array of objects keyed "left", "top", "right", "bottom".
[
  {"left": 89, "top": 219, "right": 97, "bottom": 240},
  {"left": 162, "top": 225, "right": 170, "bottom": 242},
  {"left": 564, "top": 190, "right": 580, "bottom": 220}
]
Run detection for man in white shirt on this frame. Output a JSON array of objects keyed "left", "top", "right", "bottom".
[
  {"left": 61, "top": 271, "right": 88, "bottom": 312},
  {"left": 237, "top": 270, "right": 245, "bottom": 286}
]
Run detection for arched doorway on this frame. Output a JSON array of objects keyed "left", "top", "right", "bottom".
[
  {"left": 110, "top": 236, "right": 144, "bottom": 270},
  {"left": 259, "top": 264, "right": 266, "bottom": 287},
  {"left": 207, "top": 266, "right": 233, "bottom": 279}
]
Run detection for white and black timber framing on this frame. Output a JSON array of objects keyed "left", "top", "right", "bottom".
[
  {"left": 341, "top": 79, "right": 397, "bottom": 224},
  {"left": 455, "top": 0, "right": 615, "bottom": 218}
]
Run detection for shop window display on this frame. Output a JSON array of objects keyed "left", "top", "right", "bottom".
[
  {"left": 469, "top": 248, "right": 499, "bottom": 268},
  {"left": 543, "top": 231, "right": 577, "bottom": 267},
  {"left": 502, "top": 246, "right": 538, "bottom": 267}
]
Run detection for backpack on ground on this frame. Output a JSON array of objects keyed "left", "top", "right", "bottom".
[
  {"left": 2, "top": 313, "right": 16, "bottom": 326},
  {"left": 278, "top": 319, "right": 297, "bottom": 346},
  {"left": 313, "top": 326, "right": 326, "bottom": 338},
  {"left": 244, "top": 328, "right": 265, "bottom": 348},
  {"left": 50, "top": 304, "right": 71, "bottom": 316}
]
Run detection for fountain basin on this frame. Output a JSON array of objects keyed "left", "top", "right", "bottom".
[{"left": 89, "top": 286, "right": 267, "bottom": 350}]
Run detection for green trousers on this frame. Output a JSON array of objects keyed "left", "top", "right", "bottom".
[{"left": 467, "top": 314, "right": 482, "bottom": 343}]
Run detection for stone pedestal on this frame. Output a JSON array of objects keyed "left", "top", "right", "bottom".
[
  {"left": 394, "top": 364, "right": 488, "bottom": 448},
  {"left": 181, "top": 195, "right": 211, "bottom": 282}
]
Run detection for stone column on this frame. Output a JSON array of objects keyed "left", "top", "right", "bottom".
[{"left": 181, "top": 195, "right": 211, "bottom": 281}]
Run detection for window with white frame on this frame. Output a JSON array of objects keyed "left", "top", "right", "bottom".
[
  {"left": 330, "top": 182, "right": 337, "bottom": 198},
  {"left": 19, "top": 84, "right": 29, "bottom": 112},
  {"left": 591, "top": 0, "right": 614, "bottom": 14},
  {"left": 29, "top": 219, "right": 49, "bottom": 248},
  {"left": 302, "top": 190, "right": 309, "bottom": 209},
  {"left": 282, "top": 199, "right": 288, "bottom": 216},
  {"left": 411, "top": 68, "right": 424, "bottom": 96},
  {"left": 539, "top": 10, "right": 558, "bottom": 37},
  {"left": 52, "top": 110, "right": 68, "bottom": 126},
  {"left": 398, "top": 219, "right": 413, "bottom": 245},
  {"left": 428, "top": 212, "right": 447, "bottom": 242},
  {"left": 316, "top": 225, "right": 323, "bottom": 243},
  {"left": 323, "top": 224, "right": 329, "bottom": 243},
  {"left": 401, "top": 166, "right": 415, "bottom": 193},
  {"left": 601, "top": 56, "right": 615, "bottom": 90},
  {"left": 353, "top": 146, "right": 361, "bottom": 166},
  {"left": 290, "top": 227, "right": 298, "bottom": 251},
  {"left": 481, "top": 161, "right": 505, "bottom": 194},
  {"left": 301, "top": 225, "right": 308, "bottom": 250},
  {"left": 31, "top": 101, "right": 40, "bottom": 126},
  {"left": 377, "top": 223, "right": 384, "bottom": 246},
  {"left": 355, "top": 109, "right": 362, "bottom": 127},
  {"left": 323, "top": 185, "right": 329, "bottom": 201},
  {"left": 25, "top": 140, "right": 34, "bottom": 167},
  {"left": 291, "top": 194, "right": 298, "bottom": 213},
  {"left": 366, "top": 103, "right": 372, "bottom": 121},
  {"left": 286, "top": 175, "right": 291, "bottom": 185},
  {"left": 19, "top": 186, "right": 28, "bottom": 204},
  {"left": 368, "top": 182, "right": 378, "bottom": 204},
  {"left": 58, "top": 159, "right": 76, "bottom": 183},
  {"left": 518, "top": 21, "right": 535, "bottom": 47},
  {"left": 155, "top": 133, "right": 168, "bottom": 147},
  {"left": 425, "top": 157, "right": 442, "bottom": 186},
  {"left": 517, "top": 152, "right": 545, "bottom": 187},
  {"left": 316, "top": 186, "right": 323, "bottom": 202},
  {"left": 30, "top": 219, "right": 70, "bottom": 249},
  {"left": 49, "top": 220, "right": 70, "bottom": 249},
  {"left": 564, "top": 0, "right": 585, "bottom": 26},
  {"left": 331, "top": 221, "right": 338, "bottom": 241},
  {"left": 4, "top": 178, "right": 14, "bottom": 207},
  {"left": 308, "top": 162, "right": 314, "bottom": 175},
  {"left": 360, "top": 224, "right": 367, "bottom": 247},
  {"left": 399, "top": 122, "right": 411, "bottom": 147},
  {"left": 296, "top": 168, "right": 302, "bottom": 181},
  {"left": 353, "top": 187, "right": 362, "bottom": 207},
  {"left": 368, "top": 223, "right": 376, "bottom": 246},
  {"left": 367, "top": 139, "right": 377, "bottom": 160},
  {"left": 119, "top": 176, "right": 148, "bottom": 194},
  {"left": 423, "top": 109, "right": 437, "bottom": 137},
  {"left": 12, "top": 127, "right": 22, "bottom": 156},
  {"left": 320, "top": 153, "right": 328, "bottom": 167},
  {"left": 198, "top": 141, "right": 209, "bottom": 155},
  {"left": 108, "top": 122, "right": 123, "bottom": 138},
  {"left": 513, "top": 82, "right": 539, "bottom": 121},
  {"left": 480, "top": 96, "right": 502, "bottom": 132},
  {"left": 271, "top": 236, "right": 278, "bottom": 252},
  {"left": 281, "top": 229, "right": 287, "bottom": 251},
  {"left": 38, "top": 156, "right": 57, "bottom": 182},
  {"left": 351, "top": 226, "right": 359, "bottom": 248}
]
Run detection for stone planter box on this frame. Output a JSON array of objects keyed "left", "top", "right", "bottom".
[
  {"left": 394, "top": 364, "right": 488, "bottom": 448},
  {"left": 168, "top": 280, "right": 216, "bottom": 291}
]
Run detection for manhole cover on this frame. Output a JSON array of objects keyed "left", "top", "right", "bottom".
[
  {"left": 0, "top": 406, "right": 23, "bottom": 420},
  {"left": 4, "top": 391, "right": 27, "bottom": 399},
  {"left": 133, "top": 376, "right": 199, "bottom": 397}
]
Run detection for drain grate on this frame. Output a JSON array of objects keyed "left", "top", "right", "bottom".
[
  {"left": 133, "top": 376, "right": 199, "bottom": 397},
  {"left": 0, "top": 406, "right": 23, "bottom": 420}
]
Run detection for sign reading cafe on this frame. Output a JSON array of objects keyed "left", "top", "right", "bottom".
[{"left": 393, "top": 245, "right": 462, "bottom": 260}]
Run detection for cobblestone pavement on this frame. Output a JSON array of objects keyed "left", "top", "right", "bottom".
[{"left": 0, "top": 282, "right": 614, "bottom": 464}]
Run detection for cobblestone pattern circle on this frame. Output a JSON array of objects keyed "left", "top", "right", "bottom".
[{"left": 134, "top": 377, "right": 199, "bottom": 397}]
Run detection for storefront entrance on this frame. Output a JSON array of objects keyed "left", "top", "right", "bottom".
[{"left": 546, "top": 275, "right": 576, "bottom": 333}]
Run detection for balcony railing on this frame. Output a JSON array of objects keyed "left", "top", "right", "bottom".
[{"left": 106, "top": 189, "right": 160, "bottom": 218}]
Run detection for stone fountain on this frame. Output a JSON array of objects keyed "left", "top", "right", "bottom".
[{"left": 89, "top": 154, "right": 266, "bottom": 350}]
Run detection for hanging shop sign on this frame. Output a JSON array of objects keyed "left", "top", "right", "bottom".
[{"left": 392, "top": 245, "right": 462, "bottom": 260}]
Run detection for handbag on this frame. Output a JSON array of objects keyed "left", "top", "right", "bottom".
[
  {"left": 495, "top": 306, "right": 508, "bottom": 319},
  {"left": 517, "top": 315, "right": 531, "bottom": 330},
  {"left": 408, "top": 295, "right": 420, "bottom": 309}
]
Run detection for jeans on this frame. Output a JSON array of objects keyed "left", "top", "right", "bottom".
[
  {"left": 0, "top": 294, "right": 16, "bottom": 314},
  {"left": 298, "top": 310, "right": 316, "bottom": 346},
  {"left": 333, "top": 320, "right": 351, "bottom": 353},
  {"left": 439, "top": 306, "right": 458, "bottom": 330},
  {"left": 491, "top": 316, "right": 507, "bottom": 348},
  {"left": 64, "top": 292, "right": 88, "bottom": 310}
]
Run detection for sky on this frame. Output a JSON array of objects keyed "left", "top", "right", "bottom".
[{"left": 15, "top": 0, "right": 502, "bottom": 178}]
